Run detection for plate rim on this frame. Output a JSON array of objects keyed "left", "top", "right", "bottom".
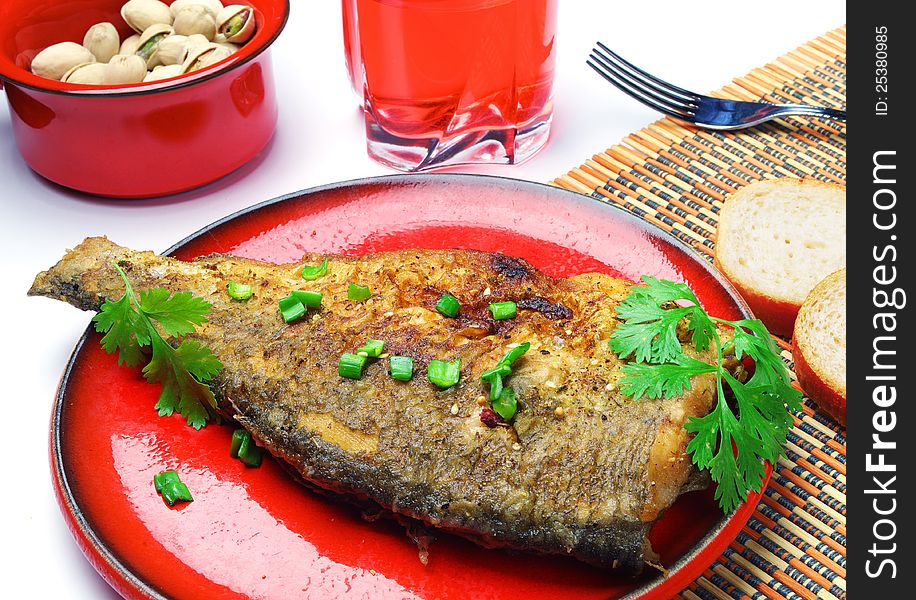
[{"left": 51, "top": 173, "right": 764, "bottom": 600}]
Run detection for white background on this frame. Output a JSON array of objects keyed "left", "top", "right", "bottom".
[{"left": 1, "top": 1, "right": 844, "bottom": 597}]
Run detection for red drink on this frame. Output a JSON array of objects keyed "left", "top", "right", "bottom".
[{"left": 342, "top": 0, "right": 557, "bottom": 170}]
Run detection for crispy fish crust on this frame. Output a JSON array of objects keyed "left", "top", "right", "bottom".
[{"left": 30, "top": 237, "right": 719, "bottom": 574}]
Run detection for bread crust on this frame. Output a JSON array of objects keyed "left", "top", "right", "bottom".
[{"left": 791, "top": 269, "right": 846, "bottom": 426}]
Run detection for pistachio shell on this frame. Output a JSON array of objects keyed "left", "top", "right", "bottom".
[
  {"left": 169, "top": 0, "right": 224, "bottom": 19},
  {"left": 217, "top": 5, "right": 255, "bottom": 44},
  {"left": 143, "top": 63, "right": 184, "bottom": 82},
  {"left": 31, "top": 42, "right": 96, "bottom": 81},
  {"left": 120, "top": 34, "right": 143, "bottom": 56},
  {"left": 82, "top": 22, "right": 119, "bottom": 63},
  {"left": 185, "top": 34, "right": 211, "bottom": 52},
  {"left": 61, "top": 62, "right": 108, "bottom": 85},
  {"left": 152, "top": 34, "right": 190, "bottom": 66},
  {"left": 173, "top": 5, "right": 217, "bottom": 40},
  {"left": 121, "top": 0, "right": 173, "bottom": 34},
  {"left": 181, "top": 42, "right": 232, "bottom": 73},
  {"left": 136, "top": 23, "right": 173, "bottom": 67},
  {"left": 215, "top": 41, "right": 240, "bottom": 54},
  {"left": 103, "top": 54, "right": 147, "bottom": 84}
]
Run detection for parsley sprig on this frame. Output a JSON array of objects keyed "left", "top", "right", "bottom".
[
  {"left": 610, "top": 276, "right": 802, "bottom": 512},
  {"left": 92, "top": 264, "right": 224, "bottom": 429}
]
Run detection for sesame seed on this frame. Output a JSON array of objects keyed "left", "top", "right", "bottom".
[
  {"left": 483, "top": 287, "right": 492, "bottom": 296},
  {"left": 382, "top": 311, "right": 394, "bottom": 317},
  {"left": 605, "top": 383, "right": 616, "bottom": 391},
  {"left": 450, "top": 403, "right": 459, "bottom": 415},
  {"left": 357, "top": 351, "right": 368, "bottom": 357},
  {"left": 564, "top": 329, "right": 573, "bottom": 336},
  {"left": 511, "top": 443, "right": 521, "bottom": 451},
  {"left": 476, "top": 395, "right": 488, "bottom": 406},
  {"left": 554, "top": 406, "right": 565, "bottom": 418}
]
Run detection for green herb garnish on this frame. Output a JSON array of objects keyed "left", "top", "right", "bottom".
[
  {"left": 230, "top": 429, "right": 262, "bottom": 467},
  {"left": 278, "top": 294, "right": 307, "bottom": 323},
  {"left": 481, "top": 342, "right": 530, "bottom": 421},
  {"left": 428, "top": 359, "right": 461, "bottom": 389},
  {"left": 153, "top": 470, "right": 193, "bottom": 506},
  {"left": 488, "top": 301, "right": 516, "bottom": 320},
  {"left": 339, "top": 352, "right": 367, "bottom": 379},
  {"left": 301, "top": 256, "right": 329, "bottom": 281},
  {"left": 93, "top": 264, "right": 223, "bottom": 430},
  {"left": 435, "top": 293, "right": 461, "bottom": 317},
  {"left": 389, "top": 355, "right": 414, "bottom": 381},
  {"left": 609, "top": 276, "right": 801, "bottom": 512},
  {"left": 291, "top": 290, "right": 323, "bottom": 309},
  {"left": 358, "top": 339, "right": 385, "bottom": 358},
  {"left": 226, "top": 281, "right": 253, "bottom": 301},
  {"left": 348, "top": 283, "right": 371, "bottom": 302}
]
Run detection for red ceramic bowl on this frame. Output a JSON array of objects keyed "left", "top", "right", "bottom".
[{"left": 0, "top": 0, "right": 289, "bottom": 198}]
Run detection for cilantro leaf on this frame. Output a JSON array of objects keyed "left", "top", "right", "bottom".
[
  {"left": 610, "top": 277, "right": 800, "bottom": 513},
  {"left": 93, "top": 294, "right": 150, "bottom": 367},
  {"left": 93, "top": 264, "right": 223, "bottom": 429},
  {"left": 138, "top": 288, "right": 212, "bottom": 337},
  {"left": 618, "top": 356, "right": 716, "bottom": 401}
]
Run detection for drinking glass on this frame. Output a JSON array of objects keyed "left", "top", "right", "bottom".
[{"left": 342, "top": 0, "right": 558, "bottom": 171}]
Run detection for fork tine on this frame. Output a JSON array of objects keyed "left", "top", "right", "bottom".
[
  {"left": 587, "top": 54, "right": 694, "bottom": 120},
  {"left": 590, "top": 46, "right": 697, "bottom": 110},
  {"left": 595, "top": 42, "right": 697, "bottom": 102}
]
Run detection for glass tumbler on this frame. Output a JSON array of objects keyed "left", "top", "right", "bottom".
[{"left": 342, "top": 0, "right": 558, "bottom": 171}]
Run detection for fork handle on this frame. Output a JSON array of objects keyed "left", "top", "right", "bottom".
[{"left": 764, "top": 104, "right": 846, "bottom": 122}]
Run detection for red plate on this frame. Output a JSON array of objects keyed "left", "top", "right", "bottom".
[{"left": 52, "top": 174, "right": 766, "bottom": 599}]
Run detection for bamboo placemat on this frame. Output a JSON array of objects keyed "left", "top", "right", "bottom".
[{"left": 554, "top": 27, "right": 847, "bottom": 600}]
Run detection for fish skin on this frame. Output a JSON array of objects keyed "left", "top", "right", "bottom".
[{"left": 30, "top": 236, "right": 720, "bottom": 574}]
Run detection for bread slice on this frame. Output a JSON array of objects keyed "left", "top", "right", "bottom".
[
  {"left": 714, "top": 178, "right": 845, "bottom": 336},
  {"left": 792, "top": 269, "right": 846, "bottom": 426}
]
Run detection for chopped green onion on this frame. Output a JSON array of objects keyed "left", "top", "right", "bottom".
[
  {"left": 435, "top": 293, "right": 461, "bottom": 317},
  {"left": 348, "top": 283, "right": 371, "bottom": 302},
  {"left": 230, "top": 429, "right": 246, "bottom": 457},
  {"left": 339, "top": 352, "right": 367, "bottom": 379},
  {"left": 485, "top": 372, "right": 504, "bottom": 401},
  {"left": 500, "top": 342, "right": 531, "bottom": 366},
  {"left": 357, "top": 339, "right": 385, "bottom": 358},
  {"left": 481, "top": 364, "right": 512, "bottom": 381},
  {"left": 236, "top": 431, "right": 262, "bottom": 467},
  {"left": 278, "top": 295, "right": 306, "bottom": 323},
  {"left": 226, "top": 281, "right": 253, "bottom": 301},
  {"left": 488, "top": 301, "right": 517, "bottom": 320},
  {"left": 153, "top": 470, "right": 193, "bottom": 506},
  {"left": 492, "top": 386, "right": 518, "bottom": 421},
  {"left": 389, "top": 356, "right": 414, "bottom": 381},
  {"left": 291, "top": 290, "right": 323, "bottom": 309},
  {"left": 301, "top": 256, "right": 329, "bottom": 281},
  {"left": 428, "top": 359, "right": 461, "bottom": 389}
]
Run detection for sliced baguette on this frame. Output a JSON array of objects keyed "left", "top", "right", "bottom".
[
  {"left": 714, "top": 178, "right": 845, "bottom": 336},
  {"left": 792, "top": 269, "right": 846, "bottom": 426}
]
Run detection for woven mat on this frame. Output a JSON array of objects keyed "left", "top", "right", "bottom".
[{"left": 554, "top": 27, "right": 847, "bottom": 600}]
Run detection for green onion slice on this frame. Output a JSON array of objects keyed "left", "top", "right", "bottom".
[
  {"left": 481, "top": 364, "right": 512, "bottom": 381},
  {"left": 488, "top": 301, "right": 517, "bottom": 320},
  {"left": 428, "top": 359, "right": 461, "bottom": 389},
  {"left": 389, "top": 355, "right": 414, "bottom": 381},
  {"left": 358, "top": 339, "right": 385, "bottom": 358},
  {"left": 278, "top": 295, "right": 306, "bottom": 323},
  {"left": 348, "top": 283, "right": 371, "bottom": 302},
  {"left": 339, "top": 352, "right": 367, "bottom": 379},
  {"left": 237, "top": 432, "right": 262, "bottom": 467},
  {"left": 500, "top": 342, "right": 531, "bottom": 366},
  {"left": 485, "top": 372, "right": 504, "bottom": 401},
  {"left": 301, "top": 256, "right": 329, "bottom": 281},
  {"left": 230, "top": 429, "right": 247, "bottom": 458},
  {"left": 153, "top": 470, "right": 193, "bottom": 506},
  {"left": 492, "top": 386, "right": 518, "bottom": 421},
  {"left": 291, "top": 290, "right": 323, "bottom": 309},
  {"left": 435, "top": 293, "right": 460, "bottom": 317},
  {"left": 226, "top": 281, "right": 253, "bottom": 301}
]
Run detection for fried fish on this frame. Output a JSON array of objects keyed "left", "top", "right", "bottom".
[{"left": 30, "top": 237, "right": 720, "bottom": 574}]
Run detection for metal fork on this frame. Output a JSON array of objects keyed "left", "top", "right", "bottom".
[{"left": 587, "top": 42, "right": 846, "bottom": 130}]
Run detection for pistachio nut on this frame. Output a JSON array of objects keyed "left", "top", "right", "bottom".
[
  {"left": 136, "top": 23, "right": 173, "bottom": 67},
  {"left": 217, "top": 5, "right": 255, "bottom": 44},
  {"left": 185, "top": 33, "right": 211, "bottom": 53},
  {"left": 82, "top": 22, "right": 120, "bottom": 64},
  {"left": 152, "top": 34, "right": 190, "bottom": 66},
  {"left": 121, "top": 0, "right": 173, "bottom": 34},
  {"left": 173, "top": 5, "right": 217, "bottom": 41},
  {"left": 181, "top": 42, "right": 232, "bottom": 73},
  {"left": 143, "top": 63, "right": 184, "bottom": 82},
  {"left": 60, "top": 62, "right": 108, "bottom": 85},
  {"left": 103, "top": 54, "right": 148, "bottom": 84},
  {"left": 120, "top": 34, "right": 143, "bottom": 56},
  {"left": 169, "top": 0, "right": 224, "bottom": 19},
  {"left": 31, "top": 42, "right": 96, "bottom": 81}
]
